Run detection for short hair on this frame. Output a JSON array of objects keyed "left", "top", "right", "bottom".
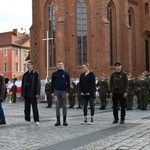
[
  {"left": 114, "top": 62, "right": 121, "bottom": 66},
  {"left": 27, "top": 60, "right": 34, "bottom": 65},
  {"left": 83, "top": 63, "right": 90, "bottom": 68},
  {"left": 58, "top": 60, "right": 64, "bottom": 64}
]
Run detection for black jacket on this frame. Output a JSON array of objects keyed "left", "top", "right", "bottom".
[
  {"left": 21, "top": 70, "right": 41, "bottom": 98},
  {"left": 79, "top": 71, "right": 96, "bottom": 98},
  {"left": 0, "top": 75, "right": 5, "bottom": 101},
  {"left": 110, "top": 71, "right": 128, "bottom": 94}
]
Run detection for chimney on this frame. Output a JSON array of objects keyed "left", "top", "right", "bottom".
[
  {"left": 13, "top": 29, "right": 18, "bottom": 36},
  {"left": 23, "top": 32, "right": 26, "bottom": 35}
]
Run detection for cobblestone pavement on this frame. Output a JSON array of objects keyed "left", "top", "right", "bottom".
[{"left": 0, "top": 97, "right": 150, "bottom": 150}]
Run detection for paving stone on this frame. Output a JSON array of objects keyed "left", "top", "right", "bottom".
[{"left": 0, "top": 98, "right": 150, "bottom": 150}]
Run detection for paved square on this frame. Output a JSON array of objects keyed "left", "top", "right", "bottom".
[{"left": 0, "top": 97, "right": 150, "bottom": 150}]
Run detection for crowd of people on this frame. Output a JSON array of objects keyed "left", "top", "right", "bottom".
[{"left": 1, "top": 60, "right": 150, "bottom": 126}]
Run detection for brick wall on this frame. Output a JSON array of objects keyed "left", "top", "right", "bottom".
[{"left": 31, "top": 0, "right": 150, "bottom": 79}]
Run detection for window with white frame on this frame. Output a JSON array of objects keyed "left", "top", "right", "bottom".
[
  {"left": 15, "top": 63, "right": 19, "bottom": 71},
  {"left": 4, "top": 49, "right": 7, "bottom": 56},
  {"left": 4, "top": 63, "right": 8, "bottom": 71},
  {"left": 15, "top": 49, "right": 19, "bottom": 56}
]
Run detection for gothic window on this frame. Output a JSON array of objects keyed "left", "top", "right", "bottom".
[
  {"left": 107, "top": 3, "right": 116, "bottom": 66},
  {"left": 145, "top": 33, "right": 150, "bottom": 71},
  {"left": 128, "top": 10, "right": 132, "bottom": 27},
  {"left": 129, "top": 8, "right": 136, "bottom": 68},
  {"left": 145, "top": 2, "right": 149, "bottom": 14},
  {"left": 77, "top": 0, "right": 87, "bottom": 66},
  {"left": 49, "top": 2, "right": 56, "bottom": 67}
]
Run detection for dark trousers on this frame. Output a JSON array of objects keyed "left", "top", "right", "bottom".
[
  {"left": 46, "top": 93, "right": 52, "bottom": 107},
  {"left": 24, "top": 97, "right": 39, "bottom": 122},
  {"left": 82, "top": 96, "right": 95, "bottom": 116},
  {"left": 13, "top": 93, "right": 16, "bottom": 103},
  {"left": 112, "top": 93, "right": 126, "bottom": 121}
]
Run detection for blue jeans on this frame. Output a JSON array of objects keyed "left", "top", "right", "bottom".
[{"left": 0, "top": 101, "right": 5, "bottom": 121}]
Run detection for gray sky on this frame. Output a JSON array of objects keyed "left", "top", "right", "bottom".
[{"left": 0, "top": 0, "right": 32, "bottom": 34}]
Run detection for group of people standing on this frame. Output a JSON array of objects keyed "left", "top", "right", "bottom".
[
  {"left": 44, "top": 61, "right": 128, "bottom": 125},
  {"left": 1, "top": 60, "right": 149, "bottom": 127}
]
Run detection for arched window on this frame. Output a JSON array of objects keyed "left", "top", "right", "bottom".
[
  {"left": 145, "top": 2, "right": 149, "bottom": 14},
  {"left": 128, "top": 10, "right": 132, "bottom": 27},
  {"left": 77, "top": 0, "right": 87, "bottom": 66},
  {"left": 128, "top": 8, "right": 136, "bottom": 68},
  {"left": 145, "top": 33, "right": 150, "bottom": 71},
  {"left": 107, "top": 3, "right": 116, "bottom": 66},
  {"left": 49, "top": 2, "right": 56, "bottom": 67}
]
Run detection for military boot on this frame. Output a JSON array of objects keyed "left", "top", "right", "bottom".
[
  {"left": 55, "top": 116, "right": 61, "bottom": 126},
  {"left": 63, "top": 116, "right": 68, "bottom": 126}
]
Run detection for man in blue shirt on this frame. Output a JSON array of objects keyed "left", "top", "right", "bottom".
[{"left": 51, "top": 61, "right": 70, "bottom": 126}]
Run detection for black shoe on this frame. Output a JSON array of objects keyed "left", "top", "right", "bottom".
[
  {"left": 76, "top": 106, "right": 82, "bottom": 109},
  {"left": 68, "top": 106, "right": 73, "bottom": 108},
  {"left": 137, "top": 106, "right": 140, "bottom": 109},
  {"left": 46, "top": 106, "right": 51, "bottom": 108},
  {"left": 55, "top": 121, "right": 61, "bottom": 126},
  {"left": 120, "top": 120, "right": 125, "bottom": 124},
  {"left": 99, "top": 107, "right": 105, "bottom": 110},
  {"left": 63, "top": 116, "right": 68, "bottom": 126},
  {"left": 113, "top": 120, "right": 118, "bottom": 124},
  {"left": 55, "top": 116, "right": 61, "bottom": 126},
  {"left": 0, "top": 120, "right": 6, "bottom": 125}
]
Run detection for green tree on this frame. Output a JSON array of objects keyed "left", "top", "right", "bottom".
[{"left": 25, "top": 51, "right": 30, "bottom": 61}]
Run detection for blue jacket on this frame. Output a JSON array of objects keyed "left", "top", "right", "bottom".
[{"left": 51, "top": 70, "right": 70, "bottom": 93}]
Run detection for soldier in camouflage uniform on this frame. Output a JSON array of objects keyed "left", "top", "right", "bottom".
[
  {"left": 136, "top": 73, "right": 149, "bottom": 110},
  {"left": 97, "top": 74, "right": 108, "bottom": 110},
  {"left": 126, "top": 73, "right": 135, "bottom": 110},
  {"left": 135, "top": 74, "right": 141, "bottom": 109},
  {"left": 45, "top": 77, "right": 52, "bottom": 108},
  {"left": 76, "top": 82, "right": 83, "bottom": 109},
  {"left": 68, "top": 78, "right": 77, "bottom": 108},
  {"left": 147, "top": 75, "right": 150, "bottom": 103}
]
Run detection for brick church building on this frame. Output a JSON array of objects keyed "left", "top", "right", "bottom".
[{"left": 30, "top": 0, "right": 150, "bottom": 79}]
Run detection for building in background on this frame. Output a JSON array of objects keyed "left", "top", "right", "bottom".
[
  {"left": 30, "top": 0, "right": 150, "bottom": 79},
  {"left": 0, "top": 29, "right": 30, "bottom": 80}
]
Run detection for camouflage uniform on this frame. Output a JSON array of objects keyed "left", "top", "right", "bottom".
[
  {"left": 97, "top": 78, "right": 108, "bottom": 110},
  {"left": 45, "top": 81, "right": 52, "bottom": 108},
  {"left": 147, "top": 76, "right": 150, "bottom": 104},
  {"left": 135, "top": 75, "right": 141, "bottom": 109},
  {"left": 127, "top": 76, "right": 135, "bottom": 110},
  {"left": 136, "top": 74, "right": 149, "bottom": 110},
  {"left": 68, "top": 81, "right": 77, "bottom": 108}
]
